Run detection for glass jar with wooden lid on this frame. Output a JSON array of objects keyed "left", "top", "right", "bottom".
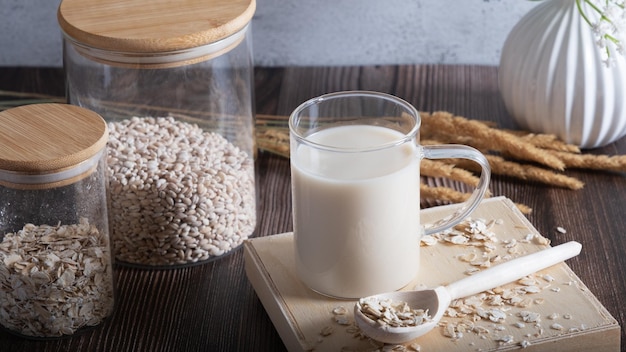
[
  {"left": 0, "top": 103, "right": 115, "bottom": 338},
  {"left": 58, "top": 0, "right": 257, "bottom": 267}
]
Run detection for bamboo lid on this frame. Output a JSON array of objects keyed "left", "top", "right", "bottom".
[
  {"left": 0, "top": 104, "right": 108, "bottom": 180},
  {"left": 57, "top": 0, "right": 256, "bottom": 54}
]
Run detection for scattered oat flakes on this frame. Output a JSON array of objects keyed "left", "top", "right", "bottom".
[
  {"left": 472, "top": 325, "right": 490, "bottom": 335},
  {"left": 476, "top": 307, "right": 507, "bottom": 323},
  {"left": 556, "top": 226, "right": 567, "bottom": 234},
  {"left": 421, "top": 215, "right": 584, "bottom": 349},
  {"left": 484, "top": 243, "right": 497, "bottom": 252},
  {"left": 487, "top": 295, "right": 504, "bottom": 306},
  {"left": 333, "top": 306, "right": 348, "bottom": 315},
  {"left": 459, "top": 252, "right": 478, "bottom": 262},
  {"left": 407, "top": 343, "right": 421, "bottom": 351},
  {"left": 516, "top": 298, "right": 533, "bottom": 308},
  {"left": 550, "top": 323, "right": 564, "bottom": 330},
  {"left": 518, "top": 311, "right": 541, "bottom": 323},
  {"left": 518, "top": 277, "right": 537, "bottom": 286},
  {"left": 464, "top": 295, "right": 484, "bottom": 308},
  {"left": 446, "top": 307, "right": 459, "bottom": 318},
  {"left": 442, "top": 323, "right": 463, "bottom": 339},
  {"left": 507, "top": 246, "right": 519, "bottom": 255},
  {"left": 522, "top": 286, "right": 541, "bottom": 294},
  {"left": 568, "top": 324, "right": 587, "bottom": 333},
  {"left": 470, "top": 259, "right": 491, "bottom": 268},
  {"left": 420, "top": 235, "right": 438, "bottom": 246},
  {"left": 465, "top": 267, "right": 481, "bottom": 275},
  {"left": 504, "top": 239, "right": 518, "bottom": 248},
  {"left": 446, "top": 235, "right": 469, "bottom": 245},
  {"left": 533, "top": 236, "right": 550, "bottom": 245},
  {"left": 495, "top": 334, "right": 514, "bottom": 345}
]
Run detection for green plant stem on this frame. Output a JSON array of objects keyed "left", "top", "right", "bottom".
[{"left": 576, "top": 0, "right": 593, "bottom": 26}]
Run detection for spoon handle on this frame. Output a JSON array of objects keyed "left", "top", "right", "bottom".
[{"left": 445, "top": 241, "right": 582, "bottom": 300}]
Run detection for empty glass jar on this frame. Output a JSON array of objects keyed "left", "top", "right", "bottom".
[{"left": 58, "top": 0, "right": 258, "bottom": 267}]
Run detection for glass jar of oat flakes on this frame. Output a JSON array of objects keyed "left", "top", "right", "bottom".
[
  {"left": 0, "top": 104, "right": 115, "bottom": 338},
  {"left": 58, "top": 0, "right": 258, "bottom": 267}
]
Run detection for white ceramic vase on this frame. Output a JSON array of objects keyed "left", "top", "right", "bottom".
[{"left": 499, "top": 0, "right": 626, "bottom": 148}]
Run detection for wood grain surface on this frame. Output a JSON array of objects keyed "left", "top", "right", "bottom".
[{"left": 0, "top": 65, "right": 624, "bottom": 352}]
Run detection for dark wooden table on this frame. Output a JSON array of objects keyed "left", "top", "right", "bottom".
[{"left": 0, "top": 65, "right": 624, "bottom": 351}]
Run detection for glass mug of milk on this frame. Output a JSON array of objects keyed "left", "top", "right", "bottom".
[{"left": 289, "top": 91, "right": 491, "bottom": 299}]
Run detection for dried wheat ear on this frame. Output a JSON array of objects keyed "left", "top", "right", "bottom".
[{"left": 255, "top": 112, "right": 626, "bottom": 214}]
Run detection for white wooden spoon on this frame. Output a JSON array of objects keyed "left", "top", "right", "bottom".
[{"left": 353, "top": 241, "right": 582, "bottom": 344}]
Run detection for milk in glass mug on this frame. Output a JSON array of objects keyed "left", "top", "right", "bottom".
[{"left": 289, "top": 91, "right": 491, "bottom": 299}]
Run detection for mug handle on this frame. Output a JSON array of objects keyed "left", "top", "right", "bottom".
[{"left": 421, "top": 144, "right": 491, "bottom": 235}]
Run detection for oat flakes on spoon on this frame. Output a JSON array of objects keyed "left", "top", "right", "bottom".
[{"left": 354, "top": 241, "right": 582, "bottom": 344}]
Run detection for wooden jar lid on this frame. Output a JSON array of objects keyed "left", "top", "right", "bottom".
[
  {"left": 0, "top": 104, "right": 108, "bottom": 188},
  {"left": 57, "top": 0, "right": 255, "bottom": 54}
]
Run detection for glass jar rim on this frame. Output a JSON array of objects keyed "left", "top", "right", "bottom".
[
  {"left": 288, "top": 91, "right": 421, "bottom": 154},
  {"left": 0, "top": 149, "right": 104, "bottom": 190},
  {"left": 62, "top": 24, "right": 249, "bottom": 68}
]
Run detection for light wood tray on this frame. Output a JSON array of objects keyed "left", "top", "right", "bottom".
[{"left": 244, "top": 197, "right": 620, "bottom": 351}]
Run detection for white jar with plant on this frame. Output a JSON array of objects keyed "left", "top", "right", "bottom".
[{"left": 499, "top": 0, "right": 626, "bottom": 148}]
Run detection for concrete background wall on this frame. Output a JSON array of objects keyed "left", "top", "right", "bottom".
[{"left": 0, "top": 0, "right": 538, "bottom": 67}]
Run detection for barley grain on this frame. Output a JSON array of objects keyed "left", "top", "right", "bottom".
[{"left": 107, "top": 117, "right": 256, "bottom": 266}]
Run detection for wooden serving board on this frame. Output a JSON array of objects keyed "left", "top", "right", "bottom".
[{"left": 244, "top": 197, "right": 620, "bottom": 351}]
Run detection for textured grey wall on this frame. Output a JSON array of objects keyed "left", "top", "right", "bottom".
[{"left": 0, "top": 0, "right": 538, "bottom": 67}]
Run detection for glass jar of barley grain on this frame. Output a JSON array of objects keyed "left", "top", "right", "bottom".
[
  {"left": 0, "top": 104, "right": 115, "bottom": 338},
  {"left": 58, "top": 0, "right": 258, "bottom": 267}
]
